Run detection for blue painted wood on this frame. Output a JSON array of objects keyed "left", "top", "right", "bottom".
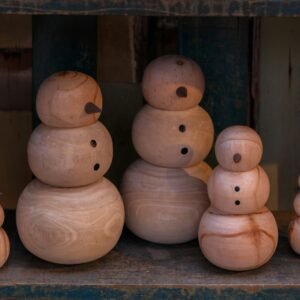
[
  {"left": 0, "top": 0, "right": 300, "bottom": 16},
  {"left": 32, "top": 16, "right": 97, "bottom": 125},
  {"left": 179, "top": 17, "right": 250, "bottom": 165}
]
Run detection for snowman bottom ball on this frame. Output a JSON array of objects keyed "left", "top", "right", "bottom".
[
  {"left": 289, "top": 217, "right": 300, "bottom": 254},
  {"left": 121, "top": 159, "right": 210, "bottom": 244},
  {"left": 16, "top": 178, "right": 125, "bottom": 264},
  {"left": 199, "top": 207, "right": 278, "bottom": 271}
]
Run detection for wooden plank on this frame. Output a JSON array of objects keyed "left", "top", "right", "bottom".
[
  {"left": 0, "top": 112, "right": 32, "bottom": 209},
  {"left": 258, "top": 18, "right": 300, "bottom": 211},
  {"left": 0, "top": 211, "right": 299, "bottom": 299},
  {"left": 0, "top": 1, "right": 300, "bottom": 16},
  {"left": 179, "top": 17, "right": 250, "bottom": 166},
  {"left": 32, "top": 16, "right": 97, "bottom": 125}
]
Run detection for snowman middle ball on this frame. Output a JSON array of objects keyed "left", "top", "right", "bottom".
[
  {"left": 121, "top": 159, "right": 210, "bottom": 244},
  {"left": 17, "top": 178, "right": 125, "bottom": 264},
  {"left": 28, "top": 122, "right": 113, "bottom": 187},
  {"left": 132, "top": 105, "right": 214, "bottom": 168}
]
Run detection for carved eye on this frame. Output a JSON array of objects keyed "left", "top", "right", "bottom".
[
  {"left": 181, "top": 147, "right": 188, "bottom": 155},
  {"left": 235, "top": 200, "right": 240, "bottom": 206},
  {"left": 234, "top": 186, "right": 240, "bottom": 192},
  {"left": 179, "top": 124, "right": 186, "bottom": 132},
  {"left": 176, "top": 86, "right": 187, "bottom": 97},
  {"left": 94, "top": 163, "right": 100, "bottom": 171},
  {"left": 90, "top": 140, "right": 97, "bottom": 147}
]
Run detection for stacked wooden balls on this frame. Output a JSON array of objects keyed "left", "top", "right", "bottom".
[
  {"left": 121, "top": 55, "right": 214, "bottom": 244},
  {"left": 199, "top": 126, "right": 278, "bottom": 271},
  {"left": 16, "top": 71, "right": 125, "bottom": 264},
  {"left": 0, "top": 204, "right": 10, "bottom": 267},
  {"left": 288, "top": 176, "right": 300, "bottom": 254}
]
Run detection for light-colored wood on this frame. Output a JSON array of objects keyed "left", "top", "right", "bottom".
[
  {"left": 293, "top": 193, "right": 300, "bottom": 215},
  {"left": 16, "top": 178, "right": 125, "bottom": 264},
  {"left": 0, "top": 228, "right": 10, "bottom": 268},
  {"left": 132, "top": 105, "right": 214, "bottom": 168},
  {"left": 199, "top": 207, "right": 278, "bottom": 271},
  {"left": 0, "top": 111, "right": 32, "bottom": 209},
  {"left": 142, "top": 55, "right": 205, "bottom": 111},
  {"left": 289, "top": 216, "right": 300, "bottom": 255},
  {"left": 207, "top": 165, "right": 270, "bottom": 214},
  {"left": 121, "top": 159, "right": 209, "bottom": 244},
  {"left": 184, "top": 161, "right": 212, "bottom": 184},
  {"left": 215, "top": 125, "right": 263, "bottom": 172},
  {"left": 28, "top": 122, "right": 113, "bottom": 187},
  {"left": 36, "top": 71, "right": 102, "bottom": 128}
]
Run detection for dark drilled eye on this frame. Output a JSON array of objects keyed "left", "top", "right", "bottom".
[
  {"left": 176, "top": 86, "right": 187, "bottom": 97},
  {"left": 179, "top": 124, "right": 186, "bottom": 132},
  {"left": 90, "top": 140, "right": 97, "bottom": 147},
  {"left": 235, "top": 200, "right": 240, "bottom": 206},
  {"left": 234, "top": 186, "right": 240, "bottom": 192},
  {"left": 181, "top": 147, "right": 188, "bottom": 155},
  {"left": 94, "top": 163, "right": 100, "bottom": 171}
]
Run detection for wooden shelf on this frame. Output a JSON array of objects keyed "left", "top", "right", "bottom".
[
  {"left": 0, "top": 0, "right": 300, "bottom": 16},
  {"left": 0, "top": 211, "right": 298, "bottom": 299}
]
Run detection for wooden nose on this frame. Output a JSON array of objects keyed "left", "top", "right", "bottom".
[{"left": 85, "top": 102, "right": 102, "bottom": 114}]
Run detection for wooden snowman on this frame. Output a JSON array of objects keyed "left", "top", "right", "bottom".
[
  {"left": 288, "top": 176, "right": 300, "bottom": 254},
  {"left": 16, "top": 71, "right": 125, "bottom": 264},
  {"left": 121, "top": 55, "right": 214, "bottom": 244},
  {"left": 199, "top": 126, "right": 278, "bottom": 271},
  {"left": 0, "top": 200, "right": 10, "bottom": 267}
]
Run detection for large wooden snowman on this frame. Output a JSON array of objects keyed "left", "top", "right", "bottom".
[
  {"left": 199, "top": 126, "right": 278, "bottom": 271},
  {"left": 288, "top": 175, "right": 300, "bottom": 254},
  {"left": 16, "top": 71, "right": 125, "bottom": 264},
  {"left": 121, "top": 55, "right": 214, "bottom": 244}
]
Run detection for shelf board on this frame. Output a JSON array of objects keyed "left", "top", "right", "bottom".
[
  {"left": 0, "top": 211, "right": 299, "bottom": 299},
  {"left": 0, "top": 0, "right": 300, "bottom": 16}
]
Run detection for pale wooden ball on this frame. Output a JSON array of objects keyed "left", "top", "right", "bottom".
[
  {"left": 208, "top": 165, "right": 270, "bottom": 214},
  {"left": 132, "top": 105, "right": 214, "bottom": 168},
  {"left": 28, "top": 122, "right": 113, "bottom": 187},
  {"left": 142, "top": 55, "right": 205, "bottom": 111},
  {"left": 36, "top": 71, "right": 102, "bottom": 128},
  {"left": 215, "top": 126, "right": 263, "bottom": 172},
  {"left": 0, "top": 228, "right": 9, "bottom": 268},
  {"left": 199, "top": 207, "right": 278, "bottom": 271},
  {"left": 0, "top": 205, "right": 5, "bottom": 227},
  {"left": 289, "top": 217, "right": 300, "bottom": 255},
  {"left": 121, "top": 159, "right": 210, "bottom": 244},
  {"left": 293, "top": 193, "right": 300, "bottom": 215},
  {"left": 16, "top": 178, "right": 125, "bottom": 264}
]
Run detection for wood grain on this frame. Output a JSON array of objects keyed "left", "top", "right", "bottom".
[
  {"left": 16, "top": 178, "right": 125, "bottom": 264},
  {"left": 121, "top": 159, "right": 209, "bottom": 244}
]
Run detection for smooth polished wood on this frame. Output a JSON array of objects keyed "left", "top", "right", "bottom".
[
  {"left": 121, "top": 159, "right": 209, "bottom": 244},
  {"left": 0, "top": 228, "right": 9, "bottom": 268},
  {"left": 215, "top": 125, "right": 263, "bottom": 172},
  {"left": 36, "top": 71, "right": 102, "bottom": 128},
  {"left": 199, "top": 207, "right": 278, "bottom": 271},
  {"left": 207, "top": 165, "right": 270, "bottom": 214},
  {"left": 132, "top": 105, "right": 214, "bottom": 168},
  {"left": 28, "top": 122, "right": 113, "bottom": 187},
  {"left": 16, "top": 178, "right": 125, "bottom": 264},
  {"left": 184, "top": 161, "right": 212, "bottom": 184},
  {"left": 142, "top": 55, "right": 205, "bottom": 111},
  {"left": 289, "top": 216, "right": 300, "bottom": 255}
]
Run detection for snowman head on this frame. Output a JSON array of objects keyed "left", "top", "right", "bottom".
[
  {"left": 142, "top": 55, "right": 205, "bottom": 111},
  {"left": 215, "top": 126, "right": 263, "bottom": 172},
  {"left": 36, "top": 71, "right": 102, "bottom": 128}
]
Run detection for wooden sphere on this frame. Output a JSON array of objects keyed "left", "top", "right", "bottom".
[
  {"left": 16, "top": 178, "right": 125, "bottom": 264},
  {"left": 0, "top": 205, "right": 5, "bottom": 227},
  {"left": 184, "top": 161, "right": 212, "bottom": 184},
  {"left": 28, "top": 122, "right": 113, "bottom": 187},
  {"left": 121, "top": 159, "right": 210, "bottom": 244},
  {"left": 36, "top": 71, "right": 102, "bottom": 128},
  {"left": 142, "top": 55, "right": 205, "bottom": 111},
  {"left": 199, "top": 207, "right": 278, "bottom": 271},
  {"left": 289, "top": 217, "right": 300, "bottom": 255},
  {"left": 293, "top": 193, "right": 300, "bottom": 215},
  {"left": 208, "top": 165, "right": 270, "bottom": 214},
  {"left": 132, "top": 105, "right": 214, "bottom": 168},
  {"left": 215, "top": 126, "right": 263, "bottom": 172},
  {"left": 0, "top": 228, "right": 9, "bottom": 268}
]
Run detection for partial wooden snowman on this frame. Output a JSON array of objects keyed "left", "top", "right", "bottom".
[
  {"left": 288, "top": 176, "right": 300, "bottom": 254},
  {"left": 17, "top": 71, "right": 125, "bottom": 264},
  {"left": 0, "top": 200, "right": 10, "bottom": 267},
  {"left": 199, "top": 126, "right": 278, "bottom": 271},
  {"left": 122, "top": 55, "right": 214, "bottom": 244}
]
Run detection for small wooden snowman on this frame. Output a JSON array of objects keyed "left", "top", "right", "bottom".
[
  {"left": 121, "top": 55, "right": 214, "bottom": 244},
  {"left": 288, "top": 176, "right": 300, "bottom": 254},
  {"left": 16, "top": 71, "right": 125, "bottom": 264},
  {"left": 0, "top": 199, "right": 10, "bottom": 267},
  {"left": 199, "top": 126, "right": 278, "bottom": 271}
]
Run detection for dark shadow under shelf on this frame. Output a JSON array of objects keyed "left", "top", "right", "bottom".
[{"left": 0, "top": 211, "right": 299, "bottom": 299}]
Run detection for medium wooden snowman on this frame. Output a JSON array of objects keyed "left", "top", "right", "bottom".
[
  {"left": 121, "top": 55, "right": 214, "bottom": 244},
  {"left": 199, "top": 126, "right": 278, "bottom": 271},
  {"left": 288, "top": 176, "right": 300, "bottom": 254},
  {"left": 16, "top": 71, "right": 125, "bottom": 264}
]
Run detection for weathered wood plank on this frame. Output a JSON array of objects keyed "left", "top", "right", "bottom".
[
  {"left": 0, "top": 211, "right": 299, "bottom": 299},
  {"left": 0, "top": 1, "right": 300, "bottom": 16}
]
